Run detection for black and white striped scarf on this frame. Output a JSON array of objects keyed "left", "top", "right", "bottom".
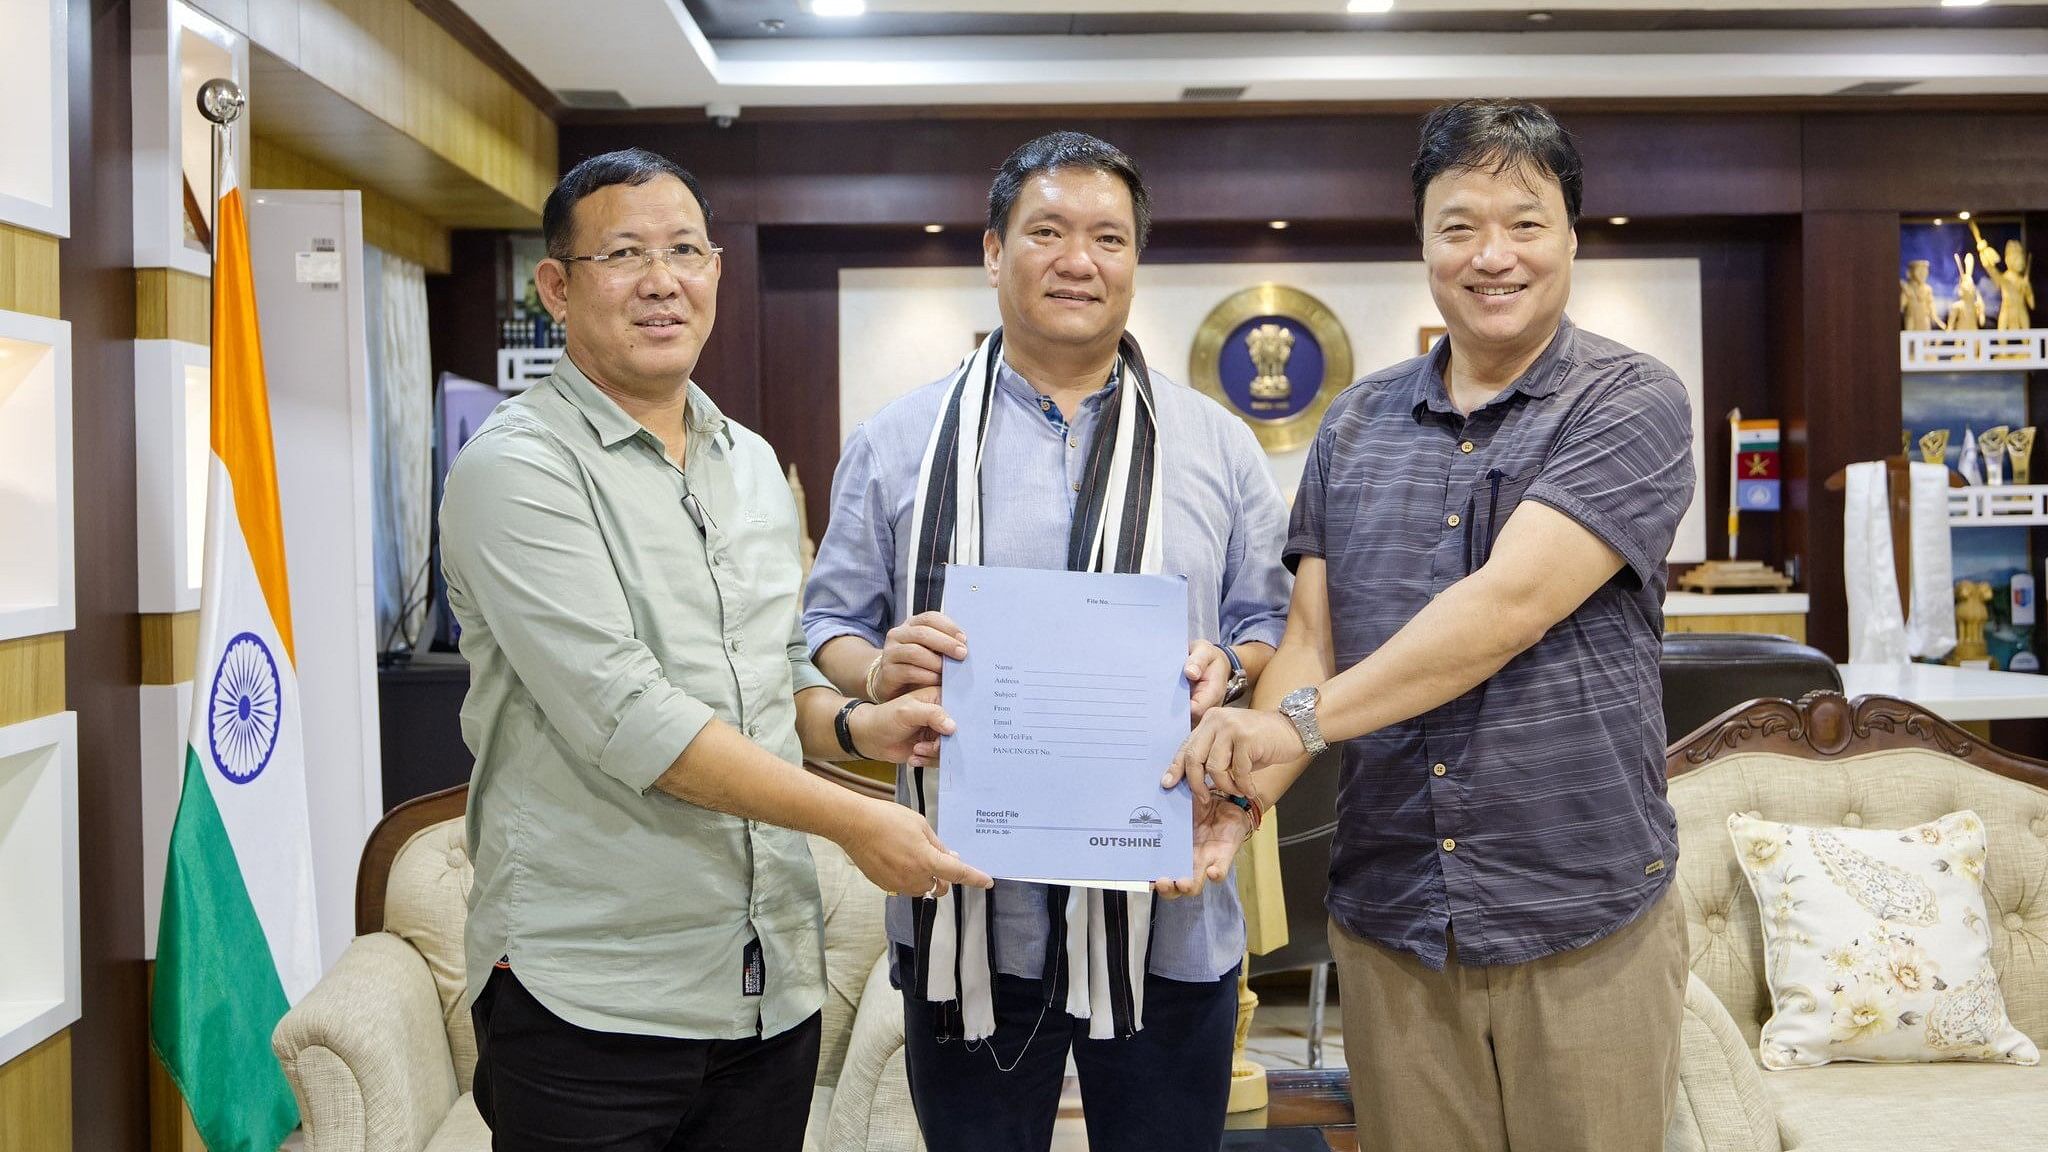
[{"left": 902, "top": 326, "right": 1164, "bottom": 1043}]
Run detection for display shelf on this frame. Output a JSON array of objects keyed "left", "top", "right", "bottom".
[
  {"left": 1949, "top": 484, "right": 2048, "bottom": 527},
  {"left": 0, "top": 0, "right": 70, "bottom": 237},
  {"left": 132, "top": 0, "right": 248, "bottom": 277},
  {"left": 0, "top": 711, "right": 79, "bottom": 1068},
  {"left": 498, "top": 346, "right": 562, "bottom": 392},
  {"left": 0, "top": 309, "right": 74, "bottom": 641},
  {"left": 1901, "top": 329, "right": 2048, "bottom": 373},
  {"left": 135, "top": 339, "right": 209, "bottom": 614}
]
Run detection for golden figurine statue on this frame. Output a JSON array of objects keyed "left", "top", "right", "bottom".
[
  {"left": 1980, "top": 426, "right": 2012, "bottom": 485},
  {"left": 1900, "top": 259, "right": 1942, "bottom": 332},
  {"left": 1918, "top": 428, "right": 1951, "bottom": 466},
  {"left": 1971, "top": 220, "right": 2035, "bottom": 331},
  {"left": 1947, "top": 253, "right": 1986, "bottom": 332},
  {"left": 2009, "top": 427, "right": 2037, "bottom": 486},
  {"left": 1245, "top": 322, "right": 1296, "bottom": 402},
  {"left": 1953, "top": 580, "right": 1995, "bottom": 666}
]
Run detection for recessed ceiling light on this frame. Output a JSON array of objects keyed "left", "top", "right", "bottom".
[
  {"left": 1958, "top": 210, "right": 1973, "bottom": 220},
  {"left": 812, "top": 0, "right": 865, "bottom": 16},
  {"left": 1934, "top": 218, "right": 1945, "bottom": 227},
  {"left": 924, "top": 224, "right": 944, "bottom": 234},
  {"left": 1526, "top": 10, "right": 1553, "bottom": 22},
  {"left": 1346, "top": 0, "right": 1394, "bottom": 13},
  {"left": 1268, "top": 220, "right": 1290, "bottom": 230},
  {"left": 1608, "top": 216, "right": 1629, "bottom": 226},
  {"left": 1941, "top": 0, "right": 1989, "bottom": 7},
  {"left": 759, "top": 17, "right": 785, "bottom": 32}
]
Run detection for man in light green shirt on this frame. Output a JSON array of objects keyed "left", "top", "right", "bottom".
[{"left": 439, "top": 147, "right": 990, "bottom": 1152}]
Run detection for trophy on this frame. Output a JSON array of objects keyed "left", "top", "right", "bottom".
[
  {"left": 1980, "top": 426, "right": 2011, "bottom": 486},
  {"left": 2009, "top": 427, "right": 2037, "bottom": 486},
  {"left": 1918, "top": 428, "right": 1951, "bottom": 466},
  {"left": 1245, "top": 323, "right": 1295, "bottom": 402}
]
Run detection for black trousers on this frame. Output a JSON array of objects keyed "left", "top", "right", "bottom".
[
  {"left": 897, "top": 945, "right": 1239, "bottom": 1152},
  {"left": 470, "top": 966, "right": 822, "bottom": 1152}
]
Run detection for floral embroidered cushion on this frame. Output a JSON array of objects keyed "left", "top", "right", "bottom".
[{"left": 1728, "top": 810, "right": 2039, "bottom": 1069}]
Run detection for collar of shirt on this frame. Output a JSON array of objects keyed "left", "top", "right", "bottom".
[
  {"left": 996, "top": 354, "right": 1121, "bottom": 433},
  {"left": 1412, "top": 316, "right": 1578, "bottom": 418},
  {"left": 551, "top": 351, "right": 735, "bottom": 452}
]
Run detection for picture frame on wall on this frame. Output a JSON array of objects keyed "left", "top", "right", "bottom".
[{"left": 1419, "top": 326, "right": 1446, "bottom": 355}]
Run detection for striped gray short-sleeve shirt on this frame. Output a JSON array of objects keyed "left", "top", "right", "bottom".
[{"left": 1286, "top": 318, "right": 1695, "bottom": 970}]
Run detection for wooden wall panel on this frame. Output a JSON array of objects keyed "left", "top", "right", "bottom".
[
  {"left": 135, "top": 268, "right": 210, "bottom": 343},
  {"left": 0, "top": 225, "right": 62, "bottom": 319},
  {"left": 269, "top": 0, "right": 555, "bottom": 219},
  {"left": 66, "top": 0, "right": 150, "bottom": 1144},
  {"left": 1797, "top": 211, "right": 1901, "bottom": 663},
  {"left": 141, "top": 612, "right": 201, "bottom": 686},
  {"left": 0, "top": 1032, "right": 73, "bottom": 1152},
  {"left": 0, "top": 634, "right": 67, "bottom": 727}
]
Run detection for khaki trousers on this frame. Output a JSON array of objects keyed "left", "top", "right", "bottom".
[{"left": 1329, "top": 891, "right": 1687, "bottom": 1152}]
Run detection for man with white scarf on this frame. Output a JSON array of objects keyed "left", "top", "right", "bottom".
[{"left": 804, "top": 132, "right": 1291, "bottom": 1152}]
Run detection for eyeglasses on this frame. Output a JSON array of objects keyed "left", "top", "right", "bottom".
[{"left": 561, "top": 244, "right": 724, "bottom": 281}]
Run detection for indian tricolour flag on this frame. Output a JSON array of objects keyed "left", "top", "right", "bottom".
[{"left": 150, "top": 138, "right": 320, "bottom": 1152}]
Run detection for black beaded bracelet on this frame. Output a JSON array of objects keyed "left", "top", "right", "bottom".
[{"left": 834, "top": 698, "right": 869, "bottom": 758}]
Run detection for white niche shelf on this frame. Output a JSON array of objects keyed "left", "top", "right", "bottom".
[
  {"left": 132, "top": 0, "right": 248, "bottom": 277},
  {"left": 1950, "top": 484, "right": 2048, "bottom": 527},
  {"left": 1902, "top": 329, "right": 2048, "bottom": 373},
  {"left": 0, "top": 0, "right": 70, "bottom": 237},
  {"left": 0, "top": 309, "right": 75, "bottom": 642},
  {"left": 136, "top": 339, "right": 210, "bottom": 614},
  {"left": 0, "top": 711, "right": 80, "bottom": 1068}
]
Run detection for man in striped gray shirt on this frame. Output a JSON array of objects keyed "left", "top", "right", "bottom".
[{"left": 1172, "top": 100, "right": 1695, "bottom": 1150}]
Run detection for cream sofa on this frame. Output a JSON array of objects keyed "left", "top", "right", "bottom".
[
  {"left": 271, "top": 781, "right": 927, "bottom": 1152},
  {"left": 1662, "top": 693, "right": 2048, "bottom": 1152}
]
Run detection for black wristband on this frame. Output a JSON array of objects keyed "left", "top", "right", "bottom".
[{"left": 834, "top": 698, "right": 869, "bottom": 758}]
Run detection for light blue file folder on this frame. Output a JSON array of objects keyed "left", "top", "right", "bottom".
[{"left": 936, "top": 564, "right": 1193, "bottom": 887}]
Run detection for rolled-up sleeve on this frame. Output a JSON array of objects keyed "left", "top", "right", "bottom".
[
  {"left": 1219, "top": 420, "right": 1292, "bottom": 648},
  {"left": 803, "top": 425, "right": 898, "bottom": 656},
  {"left": 1523, "top": 367, "right": 1695, "bottom": 588},
  {"left": 441, "top": 421, "right": 713, "bottom": 794}
]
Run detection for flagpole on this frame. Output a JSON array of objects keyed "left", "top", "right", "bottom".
[
  {"left": 197, "top": 77, "right": 244, "bottom": 283},
  {"left": 1727, "top": 407, "right": 1741, "bottom": 561}
]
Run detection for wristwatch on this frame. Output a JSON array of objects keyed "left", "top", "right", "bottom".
[
  {"left": 1277, "top": 686, "right": 1328, "bottom": 757},
  {"left": 1220, "top": 644, "right": 1249, "bottom": 705}
]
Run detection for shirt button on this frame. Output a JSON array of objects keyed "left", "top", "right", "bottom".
[
  {"left": 1446, "top": 513, "right": 1462, "bottom": 528},
  {"left": 1460, "top": 441, "right": 1475, "bottom": 454},
  {"left": 1432, "top": 762, "right": 1447, "bottom": 777},
  {"left": 1441, "top": 838, "right": 1457, "bottom": 852},
  {"left": 1069, "top": 438, "right": 1079, "bottom": 448},
  {"left": 746, "top": 722, "right": 761, "bottom": 739},
  {"left": 727, "top": 637, "right": 742, "bottom": 653},
  {"left": 1073, "top": 483, "right": 1081, "bottom": 492}
]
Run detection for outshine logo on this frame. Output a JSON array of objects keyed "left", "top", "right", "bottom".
[{"left": 1128, "top": 806, "right": 1163, "bottom": 827}]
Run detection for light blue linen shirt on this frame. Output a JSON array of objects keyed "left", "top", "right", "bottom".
[{"left": 803, "top": 359, "right": 1292, "bottom": 982}]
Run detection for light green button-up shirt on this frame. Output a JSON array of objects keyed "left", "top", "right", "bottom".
[{"left": 440, "top": 354, "right": 830, "bottom": 1040}]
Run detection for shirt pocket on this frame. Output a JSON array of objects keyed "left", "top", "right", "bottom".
[{"left": 1463, "top": 469, "right": 1538, "bottom": 574}]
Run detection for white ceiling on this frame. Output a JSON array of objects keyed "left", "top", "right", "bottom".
[{"left": 451, "top": 1, "right": 2048, "bottom": 112}]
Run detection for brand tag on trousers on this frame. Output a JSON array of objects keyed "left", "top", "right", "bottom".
[
  {"left": 742, "top": 938, "right": 765, "bottom": 997},
  {"left": 1645, "top": 858, "right": 1667, "bottom": 876}
]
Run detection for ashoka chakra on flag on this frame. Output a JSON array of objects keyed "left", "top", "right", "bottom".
[{"left": 209, "top": 631, "right": 282, "bottom": 784}]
